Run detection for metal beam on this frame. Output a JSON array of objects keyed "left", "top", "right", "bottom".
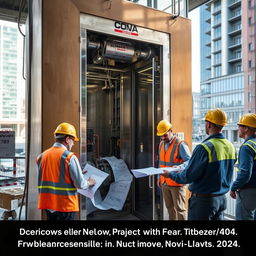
[
  {"left": 188, "top": 0, "right": 210, "bottom": 11},
  {"left": 0, "top": 0, "right": 209, "bottom": 24},
  {"left": 0, "top": 7, "right": 27, "bottom": 23},
  {"left": 0, "top": 0, "right": 27, "bottom": 23}
]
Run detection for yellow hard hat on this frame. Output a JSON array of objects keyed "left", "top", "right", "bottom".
[
  {"left": 54, "top": 122, "right": 79, "bottom": 141},
  {"left": 157, "top": 120, "right": 172, "bottom": 136},
  {"left": 204, "top": 108, "right": 227, "bottom": 127},
  {"left": 238, "top": 113, "right": 256, "bottom": 128}
]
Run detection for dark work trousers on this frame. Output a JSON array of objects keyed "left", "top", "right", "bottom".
[
  {"left": 45, "top": 210, "right": 77, "bottom": 220},
  {"left": 188, "top": 194, "right": 227, "bottom": 220}
]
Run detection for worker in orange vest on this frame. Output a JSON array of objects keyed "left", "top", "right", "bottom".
[
  {"left": 36, "top": 122, "right": 96, "bottom": 220},
  {"left": 156, "top": 120, "right": 191, "bottom": 220}
]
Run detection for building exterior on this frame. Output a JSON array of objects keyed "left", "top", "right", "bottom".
[
  {"left": 243, "top": 0, "right": 256, "bottom": 114},
  {"left": 199, "top": 0, "right": 255, "bottom": 147},
  {"left": 127, "top": 0, "right": 188, "bottom": 17},
  {"left": 198, "top": 0, "right": 256, "bottom": 219},
  {"left": 0, "top": 20, "right": 25, "bottom": 148},
  {"left": 192, "top": 92, "right": 201, "bottom": 135}
]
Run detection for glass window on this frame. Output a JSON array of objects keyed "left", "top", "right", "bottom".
[
  {"left": 234, "top": 63, "right": 242, "bottom": 72},
  {"left": 214, "top": 65, "right": 221, "bottom": 77},
  {"left": 128, "top": 0, "right": 147, "bottom": 6},
  {"left": 249, "top": 43, "right": 253, "bottom": 51},
  {"left": 234, "top": 7, "right": 241, "bottom": 17},
  {"left": 232, "top": 21, "right": 241, "bottom": 31},
  {"left": 233, "top": 130, "right": 238, "bottom": 142},
  {"left": 241, "top": 93, "right": 244, "bottom": 105},
  {"left": 233, "top": 35, "right": 241, "bottom": 45},
  {"left": 127, "top": 0, "right": 187, "bottom": 17},
  {"left": 248, "top": 92, "right": 252, "bottom": 103},
  {"left": 233, "top": 49, "right": 241, "bottom": 59},
  {"left": 213, "top": 0, "right": 221, "bottom": 12},
  {"left": 214, "top": 26, "right": 221, "bottom": 38},
  {"left": 214, "top": 52, "right": 221, "bottom": 64},
  {"left": 214, "top": 13, "right": 221, "bottom": 26},
  {"left": 248, "top": 74, "right": 252, "bottom": 84},
  {"left": 213, "top": 39, "right": 221, "bottom": 52}
]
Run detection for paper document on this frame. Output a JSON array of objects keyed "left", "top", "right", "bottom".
[
  {"left": 131, "top": 167, "right": 178, "bottom": 178},
  {"left": 86, "top": 156, "right": 133, "bottom": 214},
  {"left": 131, "top": 167, "right": 164, "bottom": 178},
  {"left": 158, "top": 167, "right": 180, "bottom": 172},
  {"left": 77, "top": 164, "right": 109, "bottom": 199}
]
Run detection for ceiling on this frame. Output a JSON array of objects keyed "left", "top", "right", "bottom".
[{"left": 0, "top": 0, "right": 209, "bottom": 24}]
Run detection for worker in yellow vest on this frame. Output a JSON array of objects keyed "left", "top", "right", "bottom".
[
  {"left": 36, "top": 122, "right": 96, "bottom": 220},
  {"left": 164, "top": 109, "right": 237, "bottom": 220},
  {"left": 156, "top": 120, "right": 191, "bottom": 220},
  {"left": 230, "top": 114, "right": 256, "bottom": 220}
]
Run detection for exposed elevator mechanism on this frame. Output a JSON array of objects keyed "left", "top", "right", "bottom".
[
  {"left": 85, "top": 33, "right": 157, "bottom": 163},
  {"left": 80, "top": 14, "right": 170, "bottom": 220},
  {"left": 26, "top": 0, "right": 191, "bottom": 221}
]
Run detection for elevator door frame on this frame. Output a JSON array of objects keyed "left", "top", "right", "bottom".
[
  {"left": 80, "top": 14, "right": 170, "bottom": 220},
  {"left": 132, "top": 59, "right": 159, "bottom": 220}
]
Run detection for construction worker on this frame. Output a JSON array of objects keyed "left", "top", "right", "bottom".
[
  {"left": 230, "top": 114, "right": 256, "bottom": 220},
  {"left": 163, "top": 109, "right": 236, "bottom": 220},
  {"left": 156, "top": 120, "right": 191, "bottom": 220},
  {"left": 36, "top": 122, "right": 96, "bottom": 220}
]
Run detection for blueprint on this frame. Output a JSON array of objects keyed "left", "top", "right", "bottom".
[
  {"left": 77, "top": 164, "right": 109, "bottom": 199},
  {"left": 131, "top": 166, "right": 178, "bottom": 178},
  {"left": 86, "top": 156, "right": 133, "bottom": 213}
]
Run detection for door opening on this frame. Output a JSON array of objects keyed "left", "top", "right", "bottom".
[{"left": 80, "top": 27, "right": 166, "bottom": 220}]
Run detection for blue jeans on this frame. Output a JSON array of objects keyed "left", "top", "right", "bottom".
[
  {"left": 236, "top": 188, "right": 256, "bottom": 220},
  {"left": 188, "top": 194, "right": 227, "bottom": 220}
]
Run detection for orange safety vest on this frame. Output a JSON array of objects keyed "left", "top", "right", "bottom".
[
  {"left": 36, "top": 146, "right": 79, "bottom": 212},
  {"left": 159, "top": 136, "right": 184, "bottom": 187}
]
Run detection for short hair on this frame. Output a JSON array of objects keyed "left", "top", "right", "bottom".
[
  {"left": 54, "top": 133, "right": 68, "bottom": 142},
  {"left": 207, "top": 121, "right": 223, "bottom": 130},
  {"left": 213, "top": 123, "right": 223, "bottom": 130}
]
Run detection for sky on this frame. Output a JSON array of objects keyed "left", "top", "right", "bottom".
[{"left": 188, "top": 8, "right": 200, "bottom": 93}]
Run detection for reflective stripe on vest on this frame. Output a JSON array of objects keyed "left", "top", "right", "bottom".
[
  {"left": 159, "top": 138, "right": 181, "bottom": 167},
  {"left": 243, "top": 139, "right": 256, "bottom": 160},
  {"left": 37, "top": 150, "right": 77, "bottom": 196},
  {"left": 159, "top": 137, "right": 183, "bottom": 186},
  {"left": 200, "top": 138, "right": 236, "bottom": 163}
]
